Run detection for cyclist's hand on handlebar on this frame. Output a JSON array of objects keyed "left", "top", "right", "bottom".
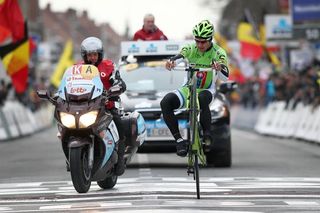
[
  {"left": 165, "top": 60, "right": 176, "bottom": 71},
  {"left": 212, "top": 61, "right": 222, "bottom": 72}
]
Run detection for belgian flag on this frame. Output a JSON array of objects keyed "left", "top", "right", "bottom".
[
  {"left": 237, "top": 22, "right": 264, "bottom": 61},
  {"left": 0, "top": 23, "right": 30, "bottom": 93}
]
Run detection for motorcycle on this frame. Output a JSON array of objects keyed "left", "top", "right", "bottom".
[{"left": 37, "top": 64, "right": 146, "bottom": 193}]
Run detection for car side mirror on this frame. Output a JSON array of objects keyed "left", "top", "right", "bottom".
[
  {"left": 126, "top": 54, "right": 137, "bottom": 63},
  {"left": 219, "top": 81, "right": 237, "bottom": 94}
]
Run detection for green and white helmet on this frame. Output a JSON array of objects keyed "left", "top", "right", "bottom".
[{"left": 192, "top": 20, "right": 214, "bottom": 39}]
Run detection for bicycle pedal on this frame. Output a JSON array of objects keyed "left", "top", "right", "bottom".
[
  {"left": 187, "top": 168, "right": 194, "bottom": 175},
  {"left": 202, "top": 140, "right": 211, "bottom": 152}
]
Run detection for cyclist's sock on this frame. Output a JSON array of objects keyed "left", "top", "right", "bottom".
[
  {"left": 173, "top": 133, "right": 182, "bottom": 141},
  {"left": 176, "top": 138, "right": 184, "bottom": 143}
]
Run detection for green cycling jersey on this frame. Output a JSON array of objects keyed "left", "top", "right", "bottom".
[{"left": 180, "top": 43, "right": 228, "bottom": 90}]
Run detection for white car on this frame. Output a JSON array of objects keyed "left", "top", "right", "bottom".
[{"left": 119, "top": 40, "right": 235, "bottom": 167}]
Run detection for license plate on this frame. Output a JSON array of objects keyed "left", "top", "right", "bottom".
[
  {"left": 146, "top": 128, "right": 187, "bottom": 140},
  {"left": 145, "top": 119, "right": 188, "bottom": 140}
]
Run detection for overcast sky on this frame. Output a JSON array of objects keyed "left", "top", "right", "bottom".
[{"left": 39, "top": 0, "right": 224, "bottom": 40}]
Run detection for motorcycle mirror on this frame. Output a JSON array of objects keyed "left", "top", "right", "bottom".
[{"left": 37, "top": 90, "right": 49, "bottom": 100}]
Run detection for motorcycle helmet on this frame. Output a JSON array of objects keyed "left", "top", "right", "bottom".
[
  {"left": 192, "top": 20, "right": 214, "bottom": 40},
  {"left": 80, "top": 37, "right": 104, "bottom": 65}
]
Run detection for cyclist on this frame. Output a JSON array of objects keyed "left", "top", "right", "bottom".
[
  {"left": 80, "top": 37, "right": 127, "bottom": 175},
  {"left": 160, "top": 20, "right": 229, "bottom": 157},
  {"left": 133, "top": 13, "right": 168, "bottom": 41}
]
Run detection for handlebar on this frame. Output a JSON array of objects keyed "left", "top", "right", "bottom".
[{"left": 172, "top": 66, "right": 215, "bottom": 72}]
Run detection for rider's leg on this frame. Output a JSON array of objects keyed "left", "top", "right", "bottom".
[
  {"left": 160, "top": 92, "right": 188, "bottom": 157},
  {"left": 160, "top": 93, "right": 181, "bottom": 139},
  {"left": 198, "top": 90, "right": 213, "bottom": 145},
  {"left": 110, "top": 108, "right": 126, "bottom": 176}
]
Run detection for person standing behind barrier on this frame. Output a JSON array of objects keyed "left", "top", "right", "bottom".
[
  {"left": 0, "top": 79, "right": 11, "bottom": 106},
  {"left": 133, "top": 13, "right": 168, "bottom": 41}
]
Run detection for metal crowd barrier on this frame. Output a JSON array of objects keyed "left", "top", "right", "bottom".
[{"left": 0, "top": 101, "right": 54, "bottom": 141}]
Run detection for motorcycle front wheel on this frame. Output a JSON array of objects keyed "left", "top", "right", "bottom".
[{"left": 70, "top": 146, "right": 91, "bottom": 193}]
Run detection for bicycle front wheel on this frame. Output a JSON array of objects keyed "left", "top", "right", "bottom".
[{"left": 194, "top": 154, "right": 200, "bottom": 199}]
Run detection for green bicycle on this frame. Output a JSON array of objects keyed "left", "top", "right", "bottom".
[{"left": 174, "top": 64, "right": 214, "bottom": 199}]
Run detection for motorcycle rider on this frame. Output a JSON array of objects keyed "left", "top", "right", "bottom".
[
  {"left": 80, "top": 37, "right": 126, "bottom": 175},
  {"left": 133, "top": 13, "right": 168, "bottom": 41},
  {"left": 160, "top": 20, "right": 229, "bottom": 157}
]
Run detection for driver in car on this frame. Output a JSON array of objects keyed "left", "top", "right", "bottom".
[{"left": 161, "top": 20, "right": 229, "bottom": 157}]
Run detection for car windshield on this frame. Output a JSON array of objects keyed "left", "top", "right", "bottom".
[{"left": 120, "top": 62, "right": 186, "bottom": 92}]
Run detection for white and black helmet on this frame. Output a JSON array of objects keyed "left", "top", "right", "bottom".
[{"left": 80, "top": 37, "right": 104, "bottom": 65}]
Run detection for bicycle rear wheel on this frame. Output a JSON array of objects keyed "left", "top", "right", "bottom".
[
  {"left": 194, "top": 154, "right": 200, "bottom": 199},
  {"left": 189, "top": 74, "right": 201, "bottom": 199}
]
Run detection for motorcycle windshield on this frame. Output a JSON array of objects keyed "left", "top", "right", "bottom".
[{"left": 57, "top": 64, "right": 103, "bottom": 101}]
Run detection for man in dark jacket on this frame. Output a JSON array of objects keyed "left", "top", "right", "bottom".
[{"left": 133, "top": 14, "right": 168, "bottom": 41}]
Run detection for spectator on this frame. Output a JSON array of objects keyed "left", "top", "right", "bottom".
[
  {"left": 0, "top": 79, "right": 11, "bottom": 106},
  {"left": 265, "top": 74, "right": 275, "bottom": 106},
  {"left": 133, "top": 13, "right": 168, "bottom": 41}
]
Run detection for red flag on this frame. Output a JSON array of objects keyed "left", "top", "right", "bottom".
[
  {"left": 240, "top": 41, "right": 263, "bottom": 61},
  {"left": 0, "top": 25, "right": 12, "bottom": 45},
  {"left": 0, "top": 0, "right": 25, "bottom": 43},
  {"left": 29, "top": 38, "right": 36, "bottom": 55}
]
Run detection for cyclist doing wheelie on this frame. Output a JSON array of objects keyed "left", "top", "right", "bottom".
[{"left": 160, "top": 20, "right": 229, "bottom": 157}]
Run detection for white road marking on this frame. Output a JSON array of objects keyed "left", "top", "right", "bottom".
[
  {"left": 220, "top": 201, "right": 255, "bottom": 206},
  {"left": 162, "top": 177, "right": 189, "bottom": 181},
  {"left": 0, "top": 188, "right": 48, "bottom": 193},
  {"left": 0, "top": 207, "right": 12, "bottom": 211},
  {"left": 39, "top": 204, "right": 72, "bottom": 210},
  {"left": 284, "top": 201, "right": 320, "bottom": 206},
  {"left": 136, "top": 154, "right": 149, "bottom": 164},
  {"left": 100, "top": 202, "right": 133, "bottom": 207},
  {"left": 139, "top": 168, "right": 152, "bottom": 177},
  {"left": 1, "top": 177, "right": 320, "bottom": 213},
  {"left": 0, "top": 182, "right": 42, "bottom": 189}
]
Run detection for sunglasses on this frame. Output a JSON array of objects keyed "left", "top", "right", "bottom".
[{"left": 194, "top": 39, "right": 209, "bottom": 44}]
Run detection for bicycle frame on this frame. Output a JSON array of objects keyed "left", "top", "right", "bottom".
[
  {"left": 173, "top": 65, "right": 214, "bottom": 199},
  {"left": 187, "top": 70, "right": 207, "bottom": 167}
]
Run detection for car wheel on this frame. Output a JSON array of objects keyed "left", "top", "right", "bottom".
[
  {"left": 206, "top": 124, "right": 232, "bottom": 167},
  {"left": 207, "top": 136, "right": 231, "bottom": 167}
]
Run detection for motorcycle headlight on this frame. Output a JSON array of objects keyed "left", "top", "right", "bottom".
[
  {"left": 60, "top": 112, "right": 76, "bottom": 128},
  {"left": 211, "top": 106, "right": 228, "bottom": 119},
  {"left": 79, "top": 110, "right": 98, "bottom": 128}
]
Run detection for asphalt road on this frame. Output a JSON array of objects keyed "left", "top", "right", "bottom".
[{"left": 0, "top": 126, "right": 320, "bottom": 212}]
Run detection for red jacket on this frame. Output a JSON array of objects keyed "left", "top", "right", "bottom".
[{"left": 133, "top": 27, "right": 168, "bottom": 41}]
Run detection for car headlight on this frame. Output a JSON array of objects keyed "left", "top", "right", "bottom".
[
  {"left": 60, "top": 112, "right": 76, "bottom": 128},
  {"left": 79, "top": 110, "right": 98, "bottom": 128},
  {"left": 211, "top": 106, "right": 228, "bottom": 119}
]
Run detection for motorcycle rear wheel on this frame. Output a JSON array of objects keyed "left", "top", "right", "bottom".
[
  {"left": 97, "top": 175, "right": 118, "bottom": 189},
  {"left": 70, "top": 146, "right": 91, "bottom": 193}
]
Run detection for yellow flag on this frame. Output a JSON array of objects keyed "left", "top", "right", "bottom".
[
  {"left": 237, "top": 22, "right": 262, "bottom": 46},
  {"left": 50, "top": 40, "right": 74, "bottom": 88}
]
